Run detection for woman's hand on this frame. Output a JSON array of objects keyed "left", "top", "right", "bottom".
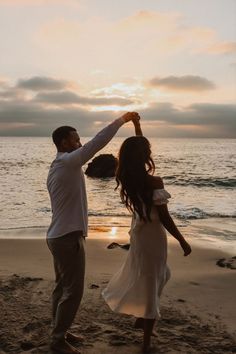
[
  {"left": 132, "top": 113, "right": 140, "bottom": 125},
  {"left": 132, "top": 114, "right": 143, "bottom": 136},
  {"left": 180, "top": 239, "right": 192, "bottom": 256}
]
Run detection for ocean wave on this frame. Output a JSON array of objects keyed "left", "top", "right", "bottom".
[
  {"left": 88, "top": 211, "right": 129, "bottom": 216},
  {"left": 35, "top": 208, "right": 236, "bottom": 220},
  {"left": 172, "top": 208, "right": 236, "bottom": 220},
  {"left": 89, "top": 209, "right": 236, "bottom": 220},
  {"left": 0, "top": 225, "right": 47, "bottom": 231},
  {"left": 164, "top": 176, "right": 236, "bottom": 188}
]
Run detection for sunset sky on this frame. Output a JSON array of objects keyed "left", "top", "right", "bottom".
[{"left": 0, "top": 0, "right": 235, "bottom": 137}]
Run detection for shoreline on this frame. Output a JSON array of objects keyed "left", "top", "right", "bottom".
[{"left": 0, "top": 217, "right": 235, "bottom": 253}]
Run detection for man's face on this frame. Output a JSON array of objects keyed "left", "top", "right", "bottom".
[{"left": 62, "top": 131, "right": 82, "bottom": 152}]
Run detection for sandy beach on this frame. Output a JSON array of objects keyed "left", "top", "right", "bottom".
[{"left": 0, "top": 222, "right": 236, "bottom": 354}]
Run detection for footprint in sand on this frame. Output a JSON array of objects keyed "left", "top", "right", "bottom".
[
  {"left": 89, "top": 284, "right": 100, "bottom": 289},
  {"left": 109, "top": 334, "right": 127, "bottom": 346},
  {"left": 189, "top": 281, "right": 200, "bottom": 286},
  {"left": 82, "top": 324, "right": 102, "bottom": 333},
  {"left": 23, "top": 318, "right": 51, "bottom": 332},
  {"left": 20, "top": 341, "right": 36, "bottom": 350}
]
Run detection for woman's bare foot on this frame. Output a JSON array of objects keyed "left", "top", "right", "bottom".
[
  {"left": 134, "top": 318, "right": 158, "bottom": 337},
  {"left": 50, "top": 339, "right": 81, "bottom": 354}
]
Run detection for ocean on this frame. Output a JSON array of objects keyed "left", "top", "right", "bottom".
[{"left": 0, "top": 137, "right": 235, "bottom": 241}]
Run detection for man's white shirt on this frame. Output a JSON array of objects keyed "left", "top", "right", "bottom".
[{"left": 47, "top": 117, "right": 125, "bottom": 239}]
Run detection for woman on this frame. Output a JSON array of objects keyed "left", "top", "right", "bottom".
[{"left": 102, "top": 118, "right": 191, "bottom": 353}]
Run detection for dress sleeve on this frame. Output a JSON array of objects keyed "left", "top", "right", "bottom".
[{"left": 152, "top": 189, "right": 171, "bottom": 205}]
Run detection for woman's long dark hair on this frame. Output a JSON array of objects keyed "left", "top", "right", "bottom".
[{"left": 116, "top": 136, "right": 155, "bottom": 222}]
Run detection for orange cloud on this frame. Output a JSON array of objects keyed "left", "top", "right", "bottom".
[
  {"left": 35, "top": 9, "right": 223, "bottom": 64},
  {"left": 116, "top": 10, "right": 181, "bottom": 31},
  {"left": 33, "top": 9, "right": 235, "bottom": 99},
  {"left": 204, "top": 41, "right": 236, "bottom": 55}
]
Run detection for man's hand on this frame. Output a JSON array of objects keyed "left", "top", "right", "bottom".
[{"left": 121, "top": 112, "right": 140, "bottom": 123}]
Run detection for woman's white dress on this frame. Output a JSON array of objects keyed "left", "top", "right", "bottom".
[{"left": 102, "top": 189, "right": 171, "bottom": 319}]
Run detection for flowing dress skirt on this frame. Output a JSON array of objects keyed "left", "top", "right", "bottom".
[{"left": 102, "top": 202, "right": 171, "bottom": 319}]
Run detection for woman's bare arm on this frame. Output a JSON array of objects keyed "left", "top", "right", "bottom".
[
  {"left": 133, "top": 119, "right": 143, "bottom": 136},
  {"left": 157, "top": 204, "right": 191, "bottom": 256},
  {"left": 150, "top": 176, "right": 192, "bottom": 256}
]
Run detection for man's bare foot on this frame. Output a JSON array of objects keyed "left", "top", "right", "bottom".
[
  {"left": 65, "top": 332, "right": 84, "bottom": 344},
  {"left": 50, "top": 339, "right": 81, "bottom": 354},
  {"left": 134, "top": 318, "right": 158, "bottom": 337}
]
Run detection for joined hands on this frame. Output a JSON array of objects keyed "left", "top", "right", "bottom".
[
  {"left": 121, "top": 112, "right": 140, "bottom": 124},
  {"left": 121, "top": 112, "right": 142, "bottom": 136}
]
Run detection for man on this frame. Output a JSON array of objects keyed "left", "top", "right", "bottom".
[{"left": 47, "top": 112, "right": 140, "bottom": 354}]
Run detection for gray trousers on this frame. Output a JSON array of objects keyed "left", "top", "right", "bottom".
[{"left": 47, "top": 231, "right": 85, "bottom": 344}]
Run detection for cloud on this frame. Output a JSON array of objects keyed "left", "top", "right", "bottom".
[
  {"left": 149, "top": 75, "right": 216, "bottom": 91},
  {"left": 0, "top": 88, "right": 26, "bottom": 100},
  {"left": 0, "top": 76, "right": 235, "bottom": 138},
  {"left": 0, "top": 96, "right": 235, "bottom": 138},
  {"left": 186, "top": 103, "right": 236, "bottom": 125},
  {"left": 34, "top": 91, "right": 134, "bottom": 106},
  {"left": 33, "top": 8, "right": 235, "bottom": 90},
  {"left": 204, "top": 41, "right": 236, "bottom": 55},
  {"left": 36, "top": 11, "right": 182, "bottom": 59},
  {"left": 140, "top": 102, "right": 236, "bottom": 126},
  {"left": 17, "top": 76, "right": 70, "bottom": 91},
  {"left": 0, "top": 99, "right": 117, "bottom": 136},
  {"left": 35, "top": 10, "right": 221, "bottom": 66},
  {"left": 117, "top": 10, "right": 181, "bottom": 32},
  {"left": 35, "top": 10, "right": 210, "bottom": 79},
  {"left": 0, "top": 76, "right": 134, "bottom": 135},
  {"left": 137, "top": 102, "right": 236, "bottom": 138},
  {"left": 1, "top": 76, "right": 135, "bottom": 107},
  {"left": 0, "top": 79, "right": 29, "bottom": 100},
  {"left": 92, "top": 82, "right": 145, "bottom": 99}
]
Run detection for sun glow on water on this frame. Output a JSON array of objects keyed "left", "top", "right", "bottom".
[{"left": 109, "top": 226, "right": 118, "bottom": 238}]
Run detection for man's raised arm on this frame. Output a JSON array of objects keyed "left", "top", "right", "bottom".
[{"left": 65, "top": 112, "right": 140, "bottom": 166}]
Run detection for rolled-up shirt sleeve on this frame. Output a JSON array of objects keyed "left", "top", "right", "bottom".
[{"left": 63, "top": 117, "right": 125, "bottom": 166}]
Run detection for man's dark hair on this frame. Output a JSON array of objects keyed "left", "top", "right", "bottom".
[{"left": 52, "top": 126, "right": 76, "bottom": 148}]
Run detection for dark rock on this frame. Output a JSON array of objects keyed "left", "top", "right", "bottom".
[
  {"left": 216, "top": 257, "right": 236, "bottom": 269},
  {"left": 216, "top": 258, "right": 226, "bottom": 268},
  {"left": 85, "top": 154, "right": 118, "bottom": 178}
]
